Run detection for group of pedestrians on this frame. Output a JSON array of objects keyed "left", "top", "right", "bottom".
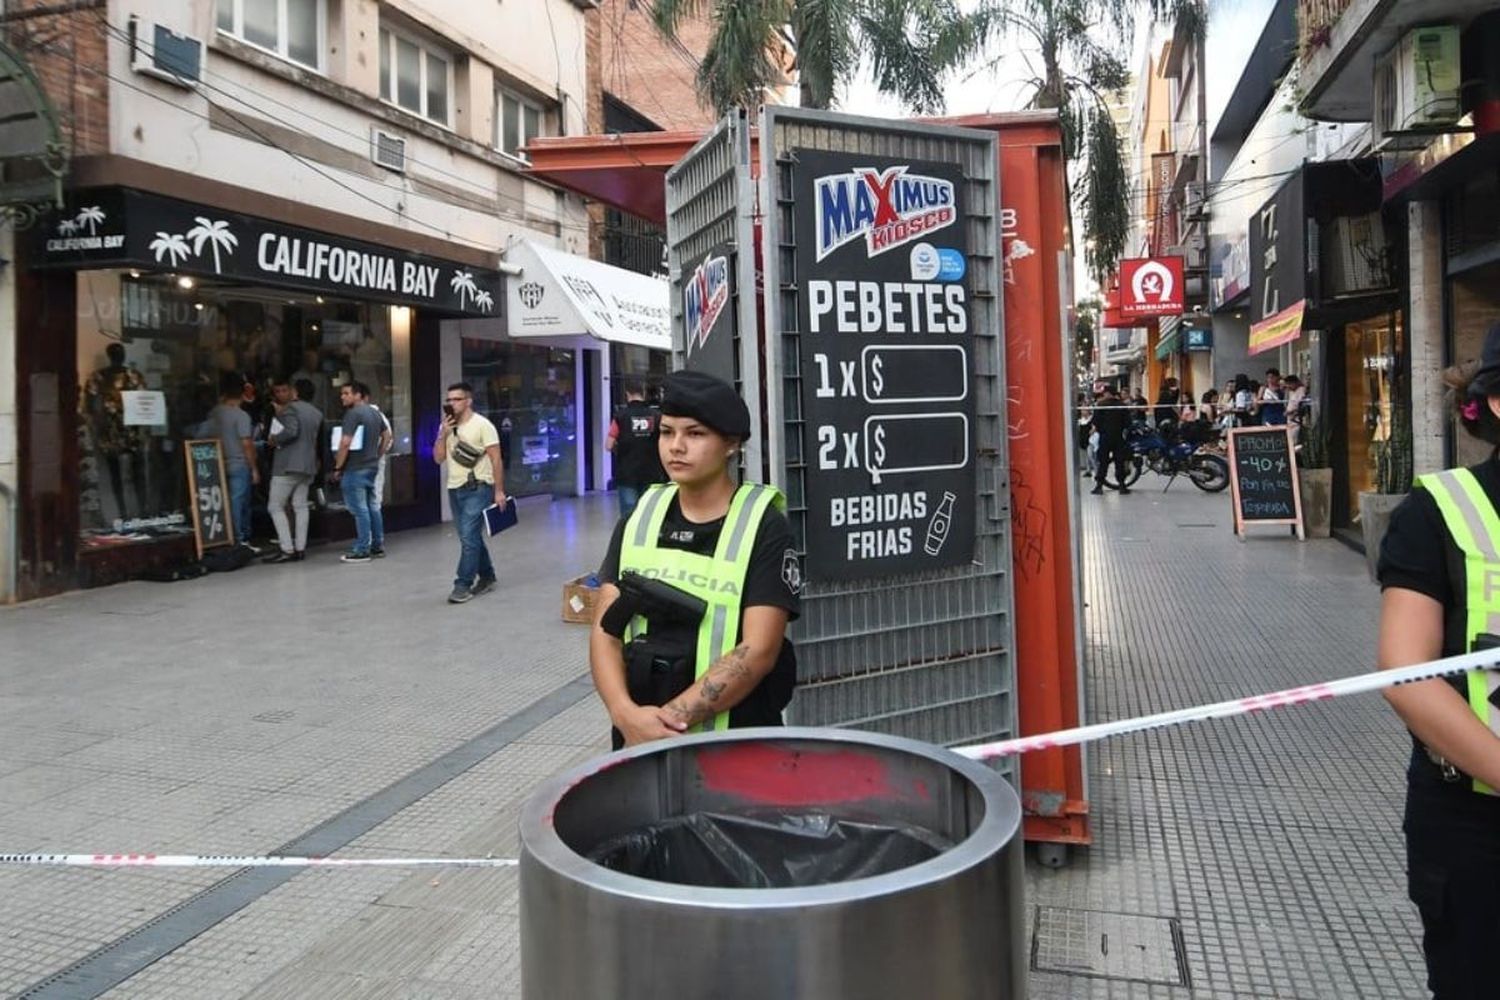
[{"left": 196, "top": 371, "right": 392, "bottom": 565}]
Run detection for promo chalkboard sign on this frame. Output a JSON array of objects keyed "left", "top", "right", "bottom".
[
  {"left": 183, "top": 439, "right": 234, "bottom": 557},
  {"left": 1227, "top": 426, "right": 1304, "bottom": 540}
]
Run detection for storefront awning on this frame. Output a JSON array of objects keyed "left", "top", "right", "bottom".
[
  {"left": 524, "top": 112, "right": 1062, "bottom": 227},
  {"left": 504, "top": 240, "right": 670, "bottom": 351},
  {"left": 1154, "top": 324, "right": 1181, "bottom": 360}
]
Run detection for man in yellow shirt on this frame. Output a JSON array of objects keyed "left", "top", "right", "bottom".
[{"left": 432, "top": 382, "right": 508, "bottom": 603}]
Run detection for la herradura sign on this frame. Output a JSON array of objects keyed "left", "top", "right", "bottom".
[
  {"left": 1117, "top": 256, "right": 1185, "bottom": 321},
  {"left": 34, "top": 187, "right": 503, "bottom": 316}
]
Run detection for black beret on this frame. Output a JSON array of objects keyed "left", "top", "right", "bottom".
[
  {"left": 660, "top": 370, "right": 751, "bottom": 441},
  {"left": 1470, "top": 322, "right": 1500, "bottom": 397}
]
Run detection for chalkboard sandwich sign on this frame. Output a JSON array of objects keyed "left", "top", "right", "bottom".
[
  {"left": 183, "top": 439, "right": 235, "bottom": 557},
  {"left": 1227, "top": 426, "right": 1304, "bottom": 540}
]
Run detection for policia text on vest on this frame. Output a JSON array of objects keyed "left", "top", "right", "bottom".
[{"left": 598, "top": 482, "right": 797, "bottom": 749}]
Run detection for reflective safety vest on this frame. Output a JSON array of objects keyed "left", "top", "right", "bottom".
[
  {"left": 619, "top": 481, "right": 785, "bottom": 732},
  {"left": 1417, "top": 468, "right": 1500, "bottom": 794}
]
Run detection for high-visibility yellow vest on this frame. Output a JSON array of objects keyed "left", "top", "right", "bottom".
[
  {"left": 1416, "top": 468, "right": 1500, "bottom": 794},
  {"left": 619, "top": 481, "right": 784, "bottom": 732}
]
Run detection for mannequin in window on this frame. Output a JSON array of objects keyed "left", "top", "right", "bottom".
[{"left": 83, "top": 343, "right": 149, "bottom": 521}]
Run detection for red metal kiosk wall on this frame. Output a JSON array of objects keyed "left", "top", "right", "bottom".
[{"left": 527, "top": 112, "right": 1088, "bottom": 847}]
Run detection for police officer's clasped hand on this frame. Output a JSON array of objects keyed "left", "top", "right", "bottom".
[{"left": 613, "top": 702, "right": 688, "bottom": 746}]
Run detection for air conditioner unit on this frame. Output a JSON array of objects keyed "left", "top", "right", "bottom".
[
  {"left": 371, "top": 129, "right": 407, "bottom": 173},
  {"left": 129, "top": 17, "right": 202, "bottom": 88},
  {"left": 1373, "top": 25, "right": 1461, "bottom": 144},
  {"left": 1322, "top": 213, "right": 1392, "bottom": 298}
]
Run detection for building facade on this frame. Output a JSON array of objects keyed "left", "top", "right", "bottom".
[
  {"left": 1, "top": 0, "right": 602, "bottom": 598},
  {"left": 1294, "top": 0, "right": 1500, "bottom": 531}
]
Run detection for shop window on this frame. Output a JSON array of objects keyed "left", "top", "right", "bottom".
[
  {"left": 460, "top": 338, "right": 578, "bottom": 498},
  {"left": 379, "top": 24, "right": 452, "bottom": 126},
  {"left": 76, "top": 271, "right": 415, "bottom": 549},
  {"left": 497, "top": 88, "right": 546, "bottom": 161},
  {"left": 1342, "top": 312, "right": 1406, "bottom": 520},
  {"left": 216, "top": 0, "right": 325, "bottom": 70}
]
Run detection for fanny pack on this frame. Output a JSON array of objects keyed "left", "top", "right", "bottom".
[{"left": 451, "top": 434, "right": 485, "bottom": 469}]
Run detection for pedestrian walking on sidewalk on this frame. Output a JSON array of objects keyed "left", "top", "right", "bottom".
[
  {"left": 1377, "top": 322, "right": 1500, "bottom": 1000},
  {"left": 1090, "top": 384, "right": 1132, "bottom": 496},
  {"left": 329, "top": 381, "right": 386, "bottom": 563},
  {"left": 590, "top": 370, "right": 799, "bottom": 750},
  {"left": 263, "top": 378, "right": 322, "bottom": 563},
  {"left": 433, "top": 382, "right": 507, "bottom": 603}
]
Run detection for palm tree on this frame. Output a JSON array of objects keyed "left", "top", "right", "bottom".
[
  {"left": 76, "top": 206, "right": 106, "bottom": 235},
  {"left": 650, "top": 0, "right": 995, "bottom": 114},
  {"left": 149, "top": 232, "right": 190, "bottom": 268},
  {"left": 975, "top": 0, "right": 1208, "bottom": 284},
  {"left": 450, "top": 271, "right": 477, "bottom": 310},
  {"left": 473, "top": 289, "right": 494, "bottom": 312},
  {"left": 57, "top": 218, "right": 78, "bottom": 236},
  {"left": 186, "top": 217, "right": 239, "bottom": 273}
]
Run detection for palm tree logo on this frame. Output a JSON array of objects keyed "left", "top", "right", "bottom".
[
  {"left": 76, "top": 206, "right": 106, "bottom": 235},
  {"left": 149, "top": 232, "right": 191, "bottom": 268},
  {"left": 473, "top": 289, "right": 494, "bottom": 312},
  {"left": 450, "top": 271, "right": 477, "bottom": 310},
  {"left": 186, "top": 217, "right": 238, "bottom": 273},
  {"left": 57, "top": 218, "right": 79, "bottom": 236}
]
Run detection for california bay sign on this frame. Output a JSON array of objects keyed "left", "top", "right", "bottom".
[{"left": 35, "top": 187, "right": 503, "bottom": 316}]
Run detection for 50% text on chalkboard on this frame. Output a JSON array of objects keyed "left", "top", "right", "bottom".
[{"left": 183, "top": 439, "right": 235, "bottom": 557}]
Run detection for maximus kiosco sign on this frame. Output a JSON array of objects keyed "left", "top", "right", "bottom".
[
  {"left": 793, "top": 150, "right": 977, "bottom": 582},
  {"left": 34, "top": 187, "right": 503, "bottom": 316}
]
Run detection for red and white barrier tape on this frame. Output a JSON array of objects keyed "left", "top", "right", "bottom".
[
  {"left": 955, "top": 647, "right": 1495, "bottom": 762},
  {"left": 2, "top": 648, "right": 1489, "bottom": 871},
  {"left": 0, "top": 852, "right": 518, "bottom": 869}
]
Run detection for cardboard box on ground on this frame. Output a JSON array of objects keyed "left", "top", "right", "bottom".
[{"left": 562, "top": 575, "right": 601, "bottom": 624}]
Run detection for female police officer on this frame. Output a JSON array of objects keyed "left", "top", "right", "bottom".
[
  {"left": 590, "top": 370, "right": 799, "bottom": 749},
  {"left": 1378, "top": 323, "right": 1500, "bottom": 999}
]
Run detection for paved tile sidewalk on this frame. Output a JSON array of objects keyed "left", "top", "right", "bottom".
[
  {"left": 0, "top": 485, "right": 1428, "bottom": 998},
  {"left": 1025, "top": 484, "right": 1424, "bottom": 999}
]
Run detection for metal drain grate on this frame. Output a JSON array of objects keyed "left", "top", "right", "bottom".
[
  {"left": 1176, "top": 522, "right": 1217, "bottom": 529},
  {"left": 1032, "top": 906, "right": 1189, "bottom": 987}
]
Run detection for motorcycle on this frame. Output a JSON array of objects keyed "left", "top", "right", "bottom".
[{"left": 1103, "top": 418, "right": 1229, "bottom": 493}]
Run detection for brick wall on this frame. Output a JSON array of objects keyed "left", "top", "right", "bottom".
[
  {"left": 597, "top": 0, "right": 716, "bottom": 132},
  {"left": 585, "top": 5, "right": 606, "bottom": 261},
  {"left": 5, "top": 0, "right": 111, "bottom": 159}
]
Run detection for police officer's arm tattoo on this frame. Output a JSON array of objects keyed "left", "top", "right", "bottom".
[{"left": 665, "top": 644, "right": 752, "bottom": 727}]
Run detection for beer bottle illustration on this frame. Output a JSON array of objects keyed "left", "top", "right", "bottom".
[{"left": 925, "top": 491, "right": 957, "bottom": 556}]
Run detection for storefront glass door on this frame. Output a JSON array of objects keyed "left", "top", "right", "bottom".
[{"left": 460, "top": 338, "right": 578, "bottom": 497}]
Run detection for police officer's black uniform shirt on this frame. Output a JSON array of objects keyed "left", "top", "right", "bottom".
[
  {"left": 600, "top": 496, "right": 801, "bottom": 725},
  {"left": 611, "top": 400, "right": 666, "bottom": 489},
  {"left": 1378, "top": 457, "right": 1500, "bottom": 814}
]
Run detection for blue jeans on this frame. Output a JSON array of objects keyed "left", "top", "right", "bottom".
[
  {"left": 617, "top": 485, "right": 642, "bottom": 519},
  {"left": 227, "top": 465, "right": 253, "bottom": 544},
  {"left": 341, "top": 467, "right": 383, "bottom": 555},
  {"left": 449, "top": 481, "right": 495, "bottom": 590}
]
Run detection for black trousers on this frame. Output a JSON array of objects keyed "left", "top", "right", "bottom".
[
  {"left": 1094, "top": 435, "right": 1130, "bottom": 489},
  {"left": 1405, "top": 753, "right": 1500, "bottom": 999}
]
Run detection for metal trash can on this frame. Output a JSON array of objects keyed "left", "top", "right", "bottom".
[{"left": 519, "top": 727, "right": 1026, "bottom": 999}]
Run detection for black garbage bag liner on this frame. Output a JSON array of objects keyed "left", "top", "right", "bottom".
[{"left": 587, "top": 810, "right": 954, "bottom": 888}]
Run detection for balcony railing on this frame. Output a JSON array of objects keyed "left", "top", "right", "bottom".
[{"left": 1298, "top": 0, "right": 1355, "bottom": 59}]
